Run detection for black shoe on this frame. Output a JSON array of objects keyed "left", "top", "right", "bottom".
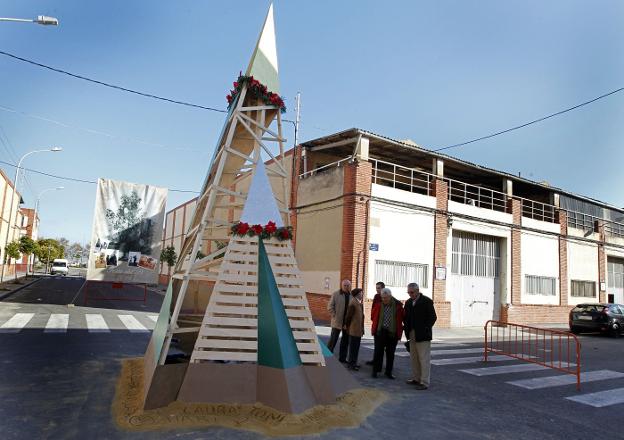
[
  {"left": 371, "top": 372, "right": 378, "bottom": 378},
  {"left": 339, "top": 359, "right": 347, "bottom": 363},
  {"left": 365, "top": 360, "right": 374, "bottom": 365},
  {"left": 414, "top": 384, "right": 429, "bottom": 390},
  {"left": 384, "top": 373, "right": 395, "bottom": 380},
  {"left": 347, "top": 364, "right": 360, "bottom": 371},
  {"left": 406, "top": 379, "right": 421, "bottom": 385}
]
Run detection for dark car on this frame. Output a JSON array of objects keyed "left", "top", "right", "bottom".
[{"left": 569, "top": 303, "right": 624, "bottom": 337}]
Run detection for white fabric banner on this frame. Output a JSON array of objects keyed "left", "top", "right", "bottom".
[{"left": 87, "top": 178, "right": 167, "bottom": 283}]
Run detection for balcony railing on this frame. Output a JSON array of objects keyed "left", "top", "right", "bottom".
[
  {"left": 370, "top": 158, "right": 433, "bottom": 196},
  {"left": 299, "top": 157, "right": 351, "bottom": 179},
  {"left": 445, "top": 178, "right": 508, "bottom": 212},
  {"left": 604, "top": 221, "right": 624, "bottom": 239},
  {"left": 520, "top": 198, "right": 557, "bottom": 223},
  {"left": 566, "top": 211, "right": 598, "bottom": 232}
]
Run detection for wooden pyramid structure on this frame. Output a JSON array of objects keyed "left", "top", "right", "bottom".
[{"left": 141, "top": 4, "right": 359, "bottom": 414}]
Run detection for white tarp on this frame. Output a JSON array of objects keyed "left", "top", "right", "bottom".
[{"left": 87, "top": 178, "right": 167, "bottom": 283}]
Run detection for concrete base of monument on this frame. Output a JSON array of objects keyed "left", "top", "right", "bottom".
[{"left": 113, "top": 358, "right": 388, "bottom": 436}]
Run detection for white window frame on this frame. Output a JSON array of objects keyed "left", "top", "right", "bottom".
[
  {"left": 571, "top": 280, "right": 596, "bottom": 298},
  {"left": 525, "top": 275, "right": 557, "bottom": 296},
  {"left": 374, "top": 259, "right": 429, "bottom": 289}
]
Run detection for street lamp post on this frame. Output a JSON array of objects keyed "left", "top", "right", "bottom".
[
  {"left": 1, "top": 147, "right": 62, "bottom": 282},
  {"left": 0, "top": 15, "right": 59, "bottom": 26},
  {"left": 30, "top": 186, "right": 64, "bottom": 275}
]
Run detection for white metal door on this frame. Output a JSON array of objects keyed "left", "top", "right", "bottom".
[{"left": 450, "top": 231, "right": 501, "bottom": 327}]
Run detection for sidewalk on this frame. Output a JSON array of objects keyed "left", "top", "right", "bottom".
[{"left": 0, "top": 272, "right": 40, "bottom": 301}]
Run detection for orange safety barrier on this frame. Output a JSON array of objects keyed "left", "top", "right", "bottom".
[{"left": 484, "top": 320, "right": 581, "bottom": 390}]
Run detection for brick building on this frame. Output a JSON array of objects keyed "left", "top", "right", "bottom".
[{"left": 290, "top": 128, "right": 624, "bottom": 327}]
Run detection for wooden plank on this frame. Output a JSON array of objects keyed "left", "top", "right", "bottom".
[
  {"left": 213, "top": 295, "right": 257, "bottom": 305},
  {"left": 219, "top": 273, "right": 258, "bottom": 284},
  {"left": 215, "top": 283, "right": 258, "bottom": 294},
  {"left": 199, "top": 327, "right": 257, "bottom": 338},
  {"left": 292, "top": 331, "right": 317, "bottom": 339},
  {"left": 300, "top": 354, "right": 324, "bottom": 364},
  {"left": 203, "top": 317, "right": 257, "bottom": 327},
  {"left": 209, "top": 305, "right": 258, "bottom": 316},
  {"left": 192, "top": 351, "right": 257, "bottom": 362},
  {"left": 295, "top": 343, "right": 320, "bottom": 352},
  {"left": 195, "top": 339, "right": 258, "bottom": 350}
]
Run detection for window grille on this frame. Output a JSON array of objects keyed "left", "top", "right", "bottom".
[
  {"left": 571, "top": 280, "right": 596, "bottom": 298},
  {"left": 374, "top": 260, "right": 428, "bottom": 288},
  {"left": 525, "top": 275, "right": 556, "bottom": 296},
  {"left": 451, "top": 231, "right": 500, "bottom": 277},
  {"left": 607, "top": 261, "right": 624, "bottom": 289}
]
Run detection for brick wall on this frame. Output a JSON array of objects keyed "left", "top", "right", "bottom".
[
  {"left": 431, "top": 179, "right": 451, "bottom": 327},
  {"left": 306, "top": 292, "right": 331, "bottom": 323},
  {"left": 340, "top": 161, "right": 372, "bottom": 290},
  {"left": 507, "top": 304, "right": 573, "bottom": 324},
  {"left": 557, "top": 210, "right": 568, "bottom": 306}
]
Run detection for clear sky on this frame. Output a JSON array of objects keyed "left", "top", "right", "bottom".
[{"left": 1, "top": 1, "right": 623, "bottom": 245}]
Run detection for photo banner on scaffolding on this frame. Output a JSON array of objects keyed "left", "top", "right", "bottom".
[{"left": 87, "top": 178, "right": 168, "bottom": 283}]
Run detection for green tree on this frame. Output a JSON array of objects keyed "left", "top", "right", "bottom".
[
  {"left": 105, "top": 191, "right": 154, "bottom": 257},
  {"left": 35, "top": 238, "right": 64, "bottom": 273},
  {"left": 160, "top": 246, "right": 177, "bottom": 276},
  {"left": 5, "top": 240, "right": 21, "bottom": 281},
  {"left": 18, "top": 236, "right": 38, "bottom": 275}
]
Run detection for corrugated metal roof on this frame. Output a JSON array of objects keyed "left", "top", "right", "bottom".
[{"left": 301, "top": 127, "right": 624, "bottom": 213}]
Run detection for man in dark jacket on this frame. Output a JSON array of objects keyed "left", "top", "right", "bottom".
[
  {"left": 371, "top": 287, "right": 404, "bottom": 379},
  {"left": 403, "top": 282, "right": 437, "bottom": 390}
]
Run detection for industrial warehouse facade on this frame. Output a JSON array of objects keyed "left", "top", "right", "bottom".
[
  {"left": 290, "top": 128, "right": 624, "bottom": 327},
  {"left": 161, "top": 128, "right": 624, "bottom": 328}
]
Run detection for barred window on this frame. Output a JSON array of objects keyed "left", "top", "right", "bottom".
[
  {"left": 451, "top": 231, "right": 500, "bottom": 277},
  {"left": 571, "top": 280, "right": 596, "bottom": 298},
  {"left": 525, "top": 275, "right": 556, "bottom": 296},
  {"left": 374, "top": 260, "right": 428, "bottom": 288},
  {"left": 607, "top": 261, "right": 624, "bottom": 289}
]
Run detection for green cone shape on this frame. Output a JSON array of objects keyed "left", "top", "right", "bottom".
[{"left": 257, "top": 238, "right": 302, "bottom": 369}]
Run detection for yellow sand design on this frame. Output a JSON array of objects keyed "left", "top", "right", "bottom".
[{"left": 113, "top": 358, "right": 388, "bottom": 436}]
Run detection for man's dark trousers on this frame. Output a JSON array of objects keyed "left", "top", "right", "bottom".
[
  {"left": 372, "top": 328, "right": 398, "bottom": 374},
  {"left": 327, "top": 328, "right": 349, "bottom": 362}
]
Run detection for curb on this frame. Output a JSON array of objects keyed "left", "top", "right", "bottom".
[{"left": 0, "top": 277, "right": 43, "bottom": 301}]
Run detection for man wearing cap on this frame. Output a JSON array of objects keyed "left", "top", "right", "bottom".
[{"left": 403, "top": 282, "right": 437, "bottom": 390}]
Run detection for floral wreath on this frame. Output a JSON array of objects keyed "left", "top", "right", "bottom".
[
  {"left": 226, "top": 73, "right": 286, "bottom": 113},
  {"left": 230, "top": 221, "right": 293, "bottom": 241}
]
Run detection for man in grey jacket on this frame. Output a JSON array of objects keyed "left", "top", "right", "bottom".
[{"left": 327, "top": 279, "right": 351, "bottom": 362}]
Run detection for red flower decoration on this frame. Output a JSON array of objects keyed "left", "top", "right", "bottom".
[
  {"left": 252, "top": 224, "right": 263, "bottom": 235},
  {"left": 265, "top": 221, "right": 277, "bottom": 234},
  {"left": 237, "top": 222, "right": 249, "bottom": 235},
  {"left": 280, "top": 229, "right": 290, "bottom": 239}
]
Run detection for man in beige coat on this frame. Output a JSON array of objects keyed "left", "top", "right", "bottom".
[
  {"left": 344, "top": 288, "right": 364, "bottom": 370},
  {"left": 327, "top": 279, "right": 351, "bottom": 362}
]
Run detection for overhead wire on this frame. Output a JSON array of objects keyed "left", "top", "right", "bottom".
[{"left": 0, "top": 159, "right": 200, "bottom": 194}]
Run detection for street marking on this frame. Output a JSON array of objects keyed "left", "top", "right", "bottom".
[
  {"left": 432, "top": 355, "right": 527, "bottom": 366},
  {"left": 566, "top": 387, "right": 624, "bottom": 408},
  {"left": 118, "top": 315, "right": 149, "bottom": 333},
  {"left": 460, "top": 364, "right": 549, "bottom": 376},
  {"left": 44, "top": 314, "right": 69, "bottom": 333},
  {"left": 432, "top": 348, "right": 484, "bottom": 356},
  {"left": 86, "top": 314, "right": 110, "bottom": 333},
  {"left": 508, "top": 370, "right": 624, "bottom": 390},
  {"left": 147, "top": 315, "right": 158, "bottom": 322},
  {"left": 0, "top": 313, "right": 35, "bottom": 333}
]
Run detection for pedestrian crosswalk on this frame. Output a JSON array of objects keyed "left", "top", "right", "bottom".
[
  {"left": 420, "top": 342, "right": 624, "bottom": 409},
  {"left": 0, "top": 311, "right": 158, "bottom": 334}
]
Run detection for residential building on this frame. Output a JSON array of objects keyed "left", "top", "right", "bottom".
[{"left": 0, "top": 169, "right": 26, "bottom": 277}]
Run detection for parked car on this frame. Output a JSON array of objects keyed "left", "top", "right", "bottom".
[
  {"left": 50, "top": 259, "right": 69, "bottom": 276},
  {"left": 569, "top": 303, "right": 624, "bottom": 337}
]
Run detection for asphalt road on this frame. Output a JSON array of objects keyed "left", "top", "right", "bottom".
[{"left": 1, "top": 277, "right": 624, "bottom": 439}]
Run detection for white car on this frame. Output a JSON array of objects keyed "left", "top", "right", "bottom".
[{"left": 50, "top": 259, "right": 69, "bottom": 276}]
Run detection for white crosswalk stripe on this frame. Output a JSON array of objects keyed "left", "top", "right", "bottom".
[
  {"left": 118, "top": 314, "right": 149, "bottom": 333},
  {"left": 566, "top": 387, "right": 624, "bottom": 407},
  {"left": 460, "top": 363, "right": 551, "bottom": 376},
  {"left": 432, "top": 354, "right": 529, "bottom": 366},
  {"left": 0, "top": 313, "right": 35, "bottom": 333},
  {"left": 44, "top": 314, "right": 69, "bottom": 333},
  {"left": 432, "top": 348, "right": 484, "bottom": 356},
  {"left": 508, "top": 370, "right": 624, "bottom": 390},
  {"left": 86, "top": 314, "right": 110, "bottom": 333},
  {"left": 147, "top": 315, "right": 158, "bottom": 322}
]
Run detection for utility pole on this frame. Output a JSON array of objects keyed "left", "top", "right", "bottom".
[{"left": 294, "top": 92, "right": 306, "bottom": 173}]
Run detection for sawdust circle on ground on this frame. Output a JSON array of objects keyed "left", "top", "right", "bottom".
[{"left": 112, "top": 358, "right": 388, "bottom": 437}]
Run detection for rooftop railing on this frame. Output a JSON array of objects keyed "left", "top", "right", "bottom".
[
  {"left": 445, "top": 178, "right": 508, "bottom": 212},
  {"left": 298, "top": 157, "right": 351, "bottom": 179},
  {"left": 520, "top": 198, "right": 557, "bottom": 223},
  {"left": 370, "top": 158, "right": 433, "bottom": 196}
]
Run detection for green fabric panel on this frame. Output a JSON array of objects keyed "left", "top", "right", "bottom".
[
  {"left": 153, "top": 280, "right": 173, "bottom": 363},
  {"left": 248, "top": 50, "right": 280, "bottom": 94},
  {"left": 257, "top": 238, "right": 302, "bottom": 369},
  {"left": 317, "top": 336, "right": 333, "bottom": 357}
]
